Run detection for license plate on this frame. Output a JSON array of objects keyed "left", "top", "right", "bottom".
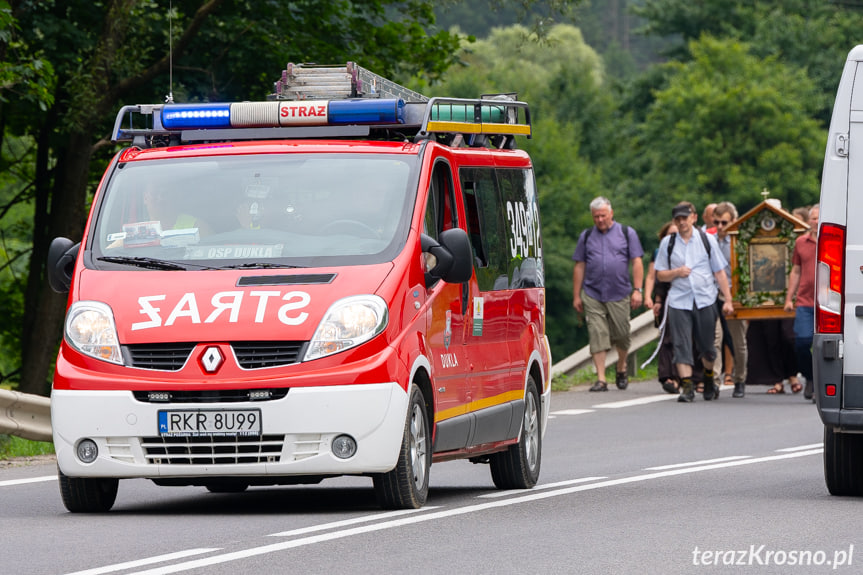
[{"left": 158, "top": 409, "right": 262, "bottom": 437}]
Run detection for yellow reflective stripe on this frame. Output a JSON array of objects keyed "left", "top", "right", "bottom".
[
  {"left": 425, "top": 121, "right": 531, "bottom": 137},
  {"left": 480, "top": 122, "right": 532, "bottom": 136},
  {"left": 434, "top": 389, "right": 524, "bottom": 423},
  {"left": 426, "top": 121, "right": 482, "bottom": 134}
]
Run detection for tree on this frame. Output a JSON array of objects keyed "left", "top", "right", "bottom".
[
  {"left": 5, "top": 0, "right": 465, "bottom": 395},
  {"left": 634, "top": 0, "right": 863, "bottom": 123},
  {"left": 631, "top": 36, "right": 824, "bottom": 239}
]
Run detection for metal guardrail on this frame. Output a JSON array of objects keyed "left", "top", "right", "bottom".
[
  {"left": 551, "top": 310, "right": 659, "bottom": 378},
  {"left": 0, "top": 311, "right": 660, "bottom": 444},
  {"left": 0, "top": 388, "right": 52, "bottom": 442}
]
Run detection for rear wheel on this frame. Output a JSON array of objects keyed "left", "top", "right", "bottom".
[
  {"left": 490, "top": 375, "right": 541, "bottom": 489},
  {"left": 824, "top": 426, "right": 863, "bottom": 496},
  {"left": 373, "top": 384, "right": 430, "bottom": 509},
  {"left": 58, "top": 467, "right": 119, "bottom": 512}
]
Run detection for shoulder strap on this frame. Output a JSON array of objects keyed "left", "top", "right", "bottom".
[
  {"left": 622, "top": 224, "right": 630, "bottom": 259},
  {"left": 696, "top": 227, "right": 711, "bottom": 257},
  {"left": 666, "top": 232, "right": 676, "bottom": 266}
]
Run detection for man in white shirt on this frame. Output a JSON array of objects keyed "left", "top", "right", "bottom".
[{"left": 655, "top": 202, "right": 734, "bottom": 402}]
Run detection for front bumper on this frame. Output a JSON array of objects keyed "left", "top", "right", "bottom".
[{"left": 52, "top": 382, "right": 408, "bottom": 479}]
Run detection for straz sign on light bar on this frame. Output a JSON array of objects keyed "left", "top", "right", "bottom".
[
  {"left": 279, "top": 101, "right": 329, "bottom": 125},
  {"left": 158, "top": 409, "right": 262, "bottom": 437}
]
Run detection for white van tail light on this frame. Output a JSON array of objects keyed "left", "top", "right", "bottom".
[
  {"left": 65, "top": 301, "right": 123, "bottom": 364},
  {"left": 816, "top": 223, "right": 845, "bottom": 334}
]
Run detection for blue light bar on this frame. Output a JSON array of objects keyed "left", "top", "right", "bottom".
[
  {"left": 162, "top": 104, "right": 232, "bottom": 130},
  {"left": 159, "top": 99, "right": 404, "bottom": 131},
  {"left": 329, "top": 99, "right": 404, "bottom": 125}
]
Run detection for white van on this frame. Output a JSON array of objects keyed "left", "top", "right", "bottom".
[{"left": 815, "top": 45, "right": 863, "bottom": 495}]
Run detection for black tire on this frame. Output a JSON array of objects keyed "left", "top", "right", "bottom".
[
  {"left": 373, "top": 384, "right": 430, "bottom": 509},
  {"left": 490, "top": 375, "right": 542, "bottom": 489},
  {"left": 824, "top": 426, "right": 863, "bottom": 496},
  {"left": 58, "top": 466, "right": 119, "bottom": 512}
]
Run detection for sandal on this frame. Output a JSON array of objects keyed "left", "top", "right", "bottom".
[
  {"left": 790, "top": 381, "right": 803, "bottom": 394},
  {"left": 695, "top": 382, "right": 705, "bottom": 394},
  {"left": 767, "top": 383, "right": 785, "bottom": 394},
  {"left": 661, "top": 379, "right": 679, "bottom": 394}
]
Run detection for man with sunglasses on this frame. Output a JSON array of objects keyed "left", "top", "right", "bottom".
[{"left": 714, "top": 201, "right": 749, "bottom": 398}]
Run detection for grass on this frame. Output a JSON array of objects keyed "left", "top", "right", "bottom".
[
  {"left": 551, "top": 341, "right": 660, "bottom": 392},
  {"left": 0, "top": 435, "right": 55, "bottom": 460}
]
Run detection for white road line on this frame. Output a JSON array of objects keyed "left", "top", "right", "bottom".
[
  {"left": 644, "top": 455, "right": 752, "bottom": 470},
  {"left": 117, "top": 449, "right": 822, "bottom": 575},
  {"left": 267, "top": 507, "right": 439, "bottom": 537},
  {"left": 478, "top": 476, "right": 607, "bottom": 498},
  {"left": 593, "top": 394, "right": 678, "bottom": 408},
  {"left": 550, "top": 409, "right": 596, "bottom": 416},
  {"left": 0, "top": 475, "right": 56, "bottom": 487},
  {"left": 592, "top": 384, "right": 735, "bottom": 409},
  {"left": 776, "top": 443, "right": 822, "bottom": 452},
  {"left": 64, "top": 549, "right": 222, "bottom": 575}
]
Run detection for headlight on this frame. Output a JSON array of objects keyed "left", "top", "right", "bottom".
[
  {"left": 304, "top": 295, "right": 388, "bottom": 361},
  {"left": 65, "top": 301, "right": 123, "bottom": 364}
]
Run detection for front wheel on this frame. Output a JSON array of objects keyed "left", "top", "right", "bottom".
[
  {"left": 58, "top": 466, "right": 119, "bottom": 512},
  {"left": 373, "top": 384, "right": 430, "bottom": 509},
  {"left": 824, "top": 426, "right": 863, "bottom": 496},
  {"left": 490, "top": 375, "right": 542, "bottom": 489}
]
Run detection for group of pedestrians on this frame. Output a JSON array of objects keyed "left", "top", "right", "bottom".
[{"left": 571, "top": 196, "right": 817, "bottom": 404}]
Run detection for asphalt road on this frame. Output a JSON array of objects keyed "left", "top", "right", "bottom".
[{"left": 2, "top": 380, "right": 853, "bottom": 575}]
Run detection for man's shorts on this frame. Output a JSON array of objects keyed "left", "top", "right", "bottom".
[
  {"left": 668, "top": 304, "right": 718, "bottom": 366},
  {"left": 582, "top": 292, "right": 631, "bottom": 354}
]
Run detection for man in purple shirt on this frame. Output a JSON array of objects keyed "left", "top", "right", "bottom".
[{"left": 573, "top": 196, "right": 644, "bottom": 391}]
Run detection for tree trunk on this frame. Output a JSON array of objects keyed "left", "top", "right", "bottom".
[{"left": 18, "top": 130, "right": 93, "bottom": 396}]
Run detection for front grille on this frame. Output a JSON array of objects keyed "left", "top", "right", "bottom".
[
  {"left": 125, "top": 343, "right": 195, "bottom": 371},
  {"left": 232, "top": 341, "right": 306, "bottom": 369},
  {"left": 133, "top": 389, "right": 289, "bottom": 403},
  {"left": 141, "top": 434, "right": 284, "bottom": 465}
]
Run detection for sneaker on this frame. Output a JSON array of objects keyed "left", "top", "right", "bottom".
[
  {"left": 616, "top": 371, "right": 628, "bottom": 390},
  {"left": 732, "top": 381, "right": 745, "bottom": 398},
  {"left": 703, "top": 371, "right": 718, "bottom": 401},
  {"left": 678, "top": 379, "right": 694, "bottom": 403},
  {"left": 589, "top": 381, "right": 608, "bottom": 392}
]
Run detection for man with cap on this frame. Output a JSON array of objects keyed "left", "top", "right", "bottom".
[{"left": 655, "top": 201, "right": 734, "bottom": 402}]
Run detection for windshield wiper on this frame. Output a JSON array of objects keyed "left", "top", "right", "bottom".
[
  {"left": 220, "top": 262, "right": 305, "bottom": 270},
  {"left": 97, "top": 256, "right": 217, "bottom": 271}
]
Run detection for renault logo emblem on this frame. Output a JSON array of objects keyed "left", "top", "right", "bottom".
[{"left": 200, "top": 347, "right": 224, "bottom": 373}]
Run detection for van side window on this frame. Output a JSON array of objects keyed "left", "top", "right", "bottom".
[
  {"left": 423, "top": 161, "right": 457, "bottom": 240},
  {"left": 498, "top": 168, "right": 543, "bottom": 288},
  {"left": 459, "top": 167, "right": 509, "bottom": 291}
]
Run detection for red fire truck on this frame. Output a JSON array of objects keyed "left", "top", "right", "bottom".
[{"left": 47, "top": 63, "right": 550, "bottom": 512}]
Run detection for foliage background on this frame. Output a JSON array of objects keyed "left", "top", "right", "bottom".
[{"left": 0, "top": 0, "right": 859, "bottom": 391}]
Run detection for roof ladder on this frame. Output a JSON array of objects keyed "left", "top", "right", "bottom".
[{"left": 271, "top": 62, "right": 427, "bottom": 102}]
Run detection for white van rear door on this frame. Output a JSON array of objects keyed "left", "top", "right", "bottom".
[{"left": 841, "top": 58, "right": 863, "bottom": 377}]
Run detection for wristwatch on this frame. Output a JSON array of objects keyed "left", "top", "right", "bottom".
[{"left": 634, "top": 288, "right": 643, "bottom": 293}]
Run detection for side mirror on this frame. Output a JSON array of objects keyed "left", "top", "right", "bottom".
[
  {"left": 47, "top": 237, "right": 79, "bottom": 293},
  {"left": 421, "top": 228, "right": 473, "bottom": 287}
]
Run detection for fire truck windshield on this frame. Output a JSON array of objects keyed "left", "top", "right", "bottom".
[{"left": 92, "top": 153, "right": 418, "bottom": 268}]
